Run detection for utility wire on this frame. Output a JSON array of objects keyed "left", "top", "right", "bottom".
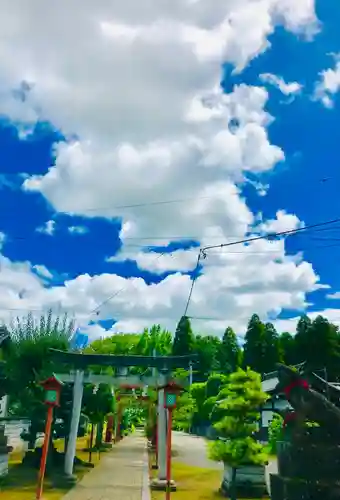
[
  {"left": 182, "top": 216, "right": 340, "bottom": 317},
  {"left": 202, "top": 217, "right": 340, "bottom": 252},
  {"left": 4, "top": 221, "right": 340, "bottom": 254},
  {"left": 3, "top": 220, "right": 340, "bottom": 320},
  {"left": 89, "top": 251, "right": 174, "bottom": 317}
]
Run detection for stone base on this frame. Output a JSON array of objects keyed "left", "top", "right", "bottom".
[
  {"left": 0, "top": 454, "right": 8, "bottom": 478},
  {"left": 221, "top": 482, "right": 267, "bottom": 498},
  {"left": 221, "top": 465, "right": 267, "bottom": 498},
  {"left": 150, "top": 478, "right": 177, "bottom": 491},
  {"left": 52, "top": 473, "right": 78, "bottom": 488},
  {"left": 270, "top": 474, "right": 340, "bottom": 500}
]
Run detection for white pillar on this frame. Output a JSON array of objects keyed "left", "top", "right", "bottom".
[
  {"left": 0, "top": 395, "right": 9, "bottom": 418},
  {"left": 65, "top": 370, "right": 84, "bottom": 476},
  {"left": 189, "top": 362, "right": 193, "bottom": 386},
  {"left": 157, "top": 386, "right": 167, "bottom": 480}
]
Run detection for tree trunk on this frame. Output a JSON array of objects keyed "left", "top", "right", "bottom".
[
  {"left": 95, "top": 421, "right": 103, "bottom": 449},
  {"left": 89, "top": 423, "right": 94, "bottom": 463},
  {"left": 230, "top": 467, "right": 237, "bottom": 500}
]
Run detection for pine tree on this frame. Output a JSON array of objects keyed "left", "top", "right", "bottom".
[
  {"left": 305, "top": 316, "right": 340, "bottom": 377},
  {"left": 172, "top": 316, "right": 194, "bottom": 356},
  {"left": 294, "top": 314, "right": 312, "bottom": 363},
  {"left": 242, "top": 314, "right": 266, "bottom": 374},
  {"left": 279, "top": 332, "right": 297, "bottom": 366},
  {"left": 218, "top": 327, "right": 241, "bottom": 375},
  {"left": 262, "top": 322, "right": 281, "bottom": 373}
]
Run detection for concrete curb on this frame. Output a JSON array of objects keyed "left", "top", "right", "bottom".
[{"left": 142, "top": 441, "right": 151, "bottom": 500}]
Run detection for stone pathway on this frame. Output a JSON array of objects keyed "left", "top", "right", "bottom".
[
  {"left": 172, "top": 431, "right": 222, "bottom": 470},
  {"left": 61, "top": 430, "right": 150, "bottom": 500}
]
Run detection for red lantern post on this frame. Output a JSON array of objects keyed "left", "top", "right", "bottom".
[
  {"left": 162, "top": 381, "right": 182, "bottom": 500},
  {"left": 36, "top": 375, "right": 63, "bottom": 500}
]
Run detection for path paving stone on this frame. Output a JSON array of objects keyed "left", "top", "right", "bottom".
[{"left": 61, "top": 431, "right": 150, "bottom": 500}]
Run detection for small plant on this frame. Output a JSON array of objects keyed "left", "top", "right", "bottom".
[
  {"left": 268, "top": 414, "right": 284, "bottom": 454},
  {"left": 209, "top": 368, "right": 268, "bottom": 500}
]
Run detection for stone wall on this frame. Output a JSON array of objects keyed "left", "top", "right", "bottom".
[
  {"left": 0, "top": 395, "right": 8, "bottom": 418},
  {"left": 0, "top": 425, "right": 9, "bottom": 477},
  {"left": 0, "top": 419, "right": 30, "bottom": 453}
]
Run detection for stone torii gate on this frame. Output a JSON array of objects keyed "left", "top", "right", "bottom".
[{"left": 49, "top": 349, "right": 195, "bottom": 486}]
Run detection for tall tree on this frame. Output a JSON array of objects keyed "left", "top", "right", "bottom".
[
  {"left": 294, "top": 314, "right": 312, "bottom": 364},
  {"left": 3, "top": 310, "right": 75, "bottom": 449},
  {"left": 262, "top": 322, "right": 281, "bottom": 373},
  {"left": 242, "top": 314, "right": 266, "bottom": 374},
  {"left": 136, "top": 324, "right": 172, "bottom": 356},
  {"left": 218, "top": 327, "right": 241, "bottom": 375},
  {"left": 193, "top": 335, "right": 221, "bottom": 381},
  {"left": 172, "top": 316, "right": 194, "bottom": 356},
  {"left": 305, "top": 316, "right": 340, "bottom": 378},
  {"left": 279, "top": 332, "right": 297, "bottom": 366}
]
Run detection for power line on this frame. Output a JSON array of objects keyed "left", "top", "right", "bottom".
[
  {"left": 182, "top": 216, "right": 340, "bottom": 317},
  {"left": 205, "top": 240, "right": 340, "bottom": 256},
  {"left": 2, "top": 219, "right": 340, "bottom": 321},
  {"left": 89, "top": 251, "right": 173, "bottom": 317},
  {"left": 202, "top": 217, "right": 340, "bottom": 252},
  {"left": 4, "top": 220, "right": 340, "bottom": 252}
]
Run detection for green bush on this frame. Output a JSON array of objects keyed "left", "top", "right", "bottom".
[{"left": 268, "top": 414, "right": 284, "bottom": 454}]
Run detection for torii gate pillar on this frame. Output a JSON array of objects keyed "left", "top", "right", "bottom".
[{"left": 65, "top": 370, "right": 84, "bottom": 479}]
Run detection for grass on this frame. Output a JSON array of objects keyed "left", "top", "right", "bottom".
[
  {"left": 0, "top": 436, "right": 101, "bottom": 500},
  {"left": 149, "top": 456, "right": 269, "bottom": 500},
  {"left": 150, "top": 462, "right": 223, "bottom": 500}
]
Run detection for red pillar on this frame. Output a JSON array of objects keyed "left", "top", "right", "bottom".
[
  {"left": 166, "top": 408, "right": 173, "bottom": 500},
  {"left": 36, "top": 406, "right": 54, "bottom": 500},
  {"left": 105, "top": 415, "right": 114, "bottom": 443}
]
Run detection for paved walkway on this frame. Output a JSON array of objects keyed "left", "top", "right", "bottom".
[
  {"left": 172, "top": 431, "right": 222, "bottom": 470},
  {"left": 61, "top": 430, "right": 150, "bottom": 500}
]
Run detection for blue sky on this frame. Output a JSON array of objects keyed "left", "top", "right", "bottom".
[{"left": 0, "top": 0, "right": 340, "bottom": 339}]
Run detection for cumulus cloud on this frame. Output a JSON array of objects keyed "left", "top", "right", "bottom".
[
  {"left": 0, "top": 0, "right": 325, "bottom": 337},
  {"left": 259, "top": 210, "right": 303, "bottom": 234},
  {"left": 0, "top": 226, "right": 326, "bottom": 337},
  {"left": 68, "top": 225, "right": 89, "bottom": 235},
  {"left": 274, "top": 308, "right": 340, "bottom": 335},
  {"left": 259, "top": 73, "right": 302, "bottom": 96},
  {"left": 36, "top": 220, "right": 55, "bottom": 236},
  {"left": 32, "top": 264, "right": 53, "bottom": 281},
  {"left": 314, "top": 56, "right": 340, "bottom": 108}
]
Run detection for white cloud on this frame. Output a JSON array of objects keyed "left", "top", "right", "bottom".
[
  {"left": 314, "top": 56, "right": 340, "bottom": 108},
  {"left": 68, "top": 225, "right": 89, "bottom": 235},
  {"left": 326, "top": 292, "right": 340, "bottom": 300},
  {"left": 107, "top": 248, "right": 199, "bottom": 274},
  {"left": 274, "top": 308, "right": 340, "bottom": 335},
  {"left": 0, "top": 224, "right": 326, "bottom": 338},
  {"left": 32, "top": 264, "right": 53, "bottom": 280},
  {"left": 36, "top": 220, "right": 55, "bottom": 236},
  {"left": 259, "top": 210, "right": 303, "bottom": 234},
  {"left": 259, "top": 73, "right": 302, "bottom": 96},
  {"left": 0, "top": 0, "right": 322, "bottom": 337}
]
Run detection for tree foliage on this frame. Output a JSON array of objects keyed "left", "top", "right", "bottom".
[
  {"left": 268, "top": 414, "right": 284, "bottom": 454},
  {"left": 218, "top": 327, "right": 242, "bottom": 375},
  {"left": 172, "top": 316, "right": 194, "bottom": 356},
  {"left": 209, "top": 369, "right": 268, "bottom": 500},
  {"left": 243, "top": 314, "right": 267, "bottom": 373}
]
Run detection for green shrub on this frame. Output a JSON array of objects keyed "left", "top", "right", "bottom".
[{"left": 268, "top": 414, "right": 284, "bottom": 454}]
